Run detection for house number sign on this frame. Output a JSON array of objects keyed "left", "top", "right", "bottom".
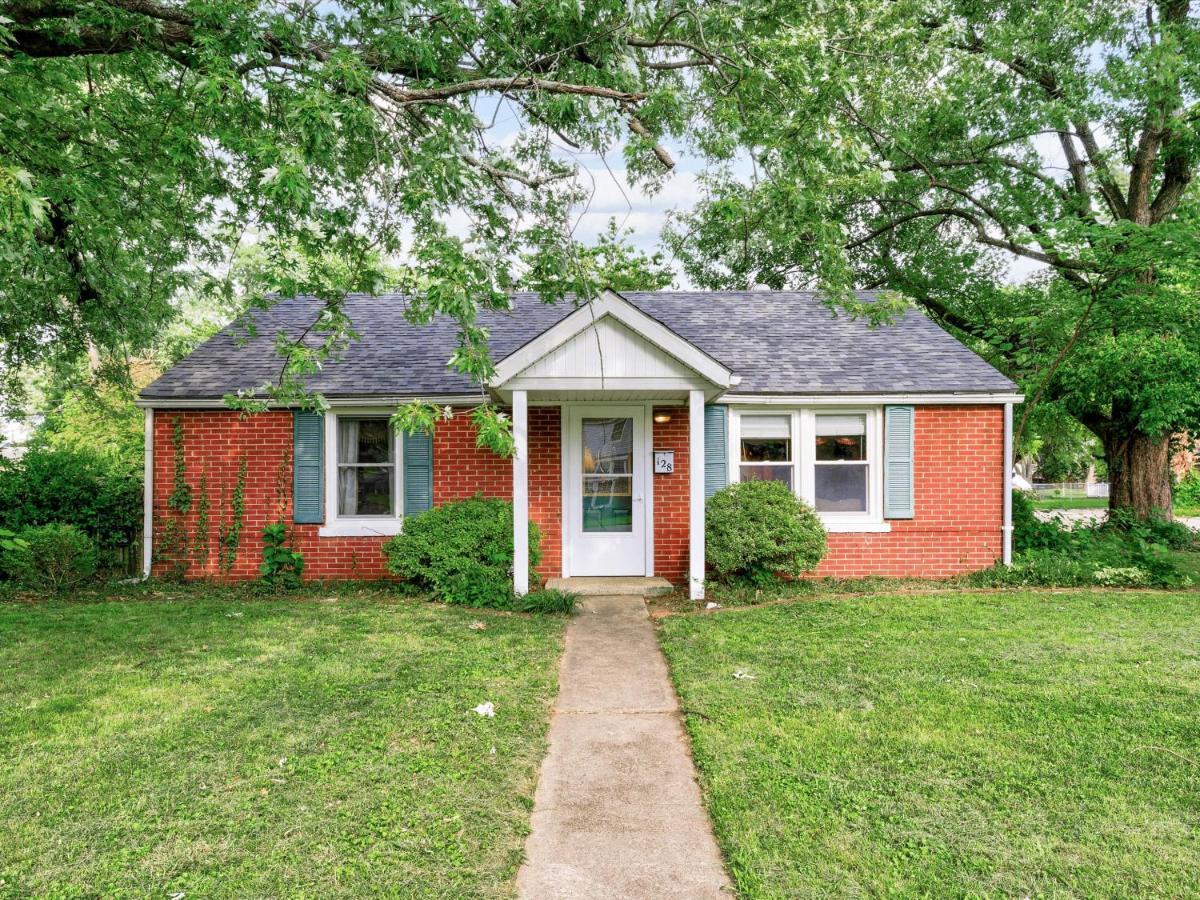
[{"left": 653, "top": 450, "right": 675, "bottom": 474}]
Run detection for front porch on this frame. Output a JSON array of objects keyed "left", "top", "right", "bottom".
[{"left": 493, "top": 291, "right": 737, "bottom": 601}]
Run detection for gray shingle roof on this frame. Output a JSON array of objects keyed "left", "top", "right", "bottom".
[{"left": 140, "top": 291, "right": 1015, "bottom": 400}]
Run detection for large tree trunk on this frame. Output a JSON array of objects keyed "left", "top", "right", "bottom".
[{"left": 1104, "top": 430, "right": 1174, "bottom": 519}]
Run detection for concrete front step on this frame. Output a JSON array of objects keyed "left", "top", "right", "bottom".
[{"left": 544, "top": 576, "right": 674, "bottom": 597}]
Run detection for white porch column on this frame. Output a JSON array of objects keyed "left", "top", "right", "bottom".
[
  {"left": 689, "top": 390, "right": 705, "bottom": 601},
  {"left": 512, "top": 390, "right": 530, "bottom": 596}
]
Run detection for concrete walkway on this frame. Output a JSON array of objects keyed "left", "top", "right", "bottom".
[{"left": 517, "top": 596, "right": 730, "bottom": 899}]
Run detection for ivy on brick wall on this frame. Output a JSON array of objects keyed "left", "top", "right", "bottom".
[
  {"left": 168, "top": 416, "right": 192, "bottom": 514},
  {"left": 218, "top": 456, "right": 248, "bottom": 574},
  {"left": 155, "top": 419, "right": 193, "bottom": 581},
  {"left": 193, "top": 473, "right": 211, "bottom": 569}
]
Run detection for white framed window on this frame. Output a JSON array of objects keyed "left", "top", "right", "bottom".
[
  {"left": 337, "top": 417, "right": 395, "bottom": 516},
  {"left": 738, "top": 415, "right": 793, "bottom": 487},
  {"left": 321, "top": 410, "right": 404, "bottom": 537},
  {"left": 814, "top": 413, "right": 869, "bottom": 513},
  {"left": 729, "top": 407, "right": 888, "bottom": 532}
]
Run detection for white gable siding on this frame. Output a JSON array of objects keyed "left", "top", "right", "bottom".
[{"left": 517, "top": 316, "right": 699, "bottom": 380}]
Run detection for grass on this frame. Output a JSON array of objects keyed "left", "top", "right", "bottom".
[
  {"left": 1030, "top": 496, "right": 1109, "bottom": 509},
  {"left": 1029, "top": 497, "right": 1200, "bottom": 517},
  {"left": 0, "top": 583, "right": 565, "bottom": 898},
  {"left": 659, "top": 590, "right": 1200, "bottom": 898}
]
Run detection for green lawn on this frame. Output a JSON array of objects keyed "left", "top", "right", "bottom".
[
  {"left": 659, "top": 591, "right": 1200, "bottom": 898},
  {"left": 0, "top": 585, "right": 565, "bottom": 898},
  {"left": 1030, "top": 496, "right": 1109, "bottom": 509}
]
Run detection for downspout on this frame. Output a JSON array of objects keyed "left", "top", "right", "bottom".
[
  {"left": 1002, "top": 402, "right": 1013, "bottom": 566},
  {"left": 142, "top": 408, "right": 154, "bottom": 579}
]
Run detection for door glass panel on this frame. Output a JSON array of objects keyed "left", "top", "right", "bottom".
[{"left": 582, "top": 418, "right": 634, "bottom": 533}]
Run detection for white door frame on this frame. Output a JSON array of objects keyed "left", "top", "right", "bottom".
[{"left": 560, "top": 402, "right": 656, "bottom": 577}]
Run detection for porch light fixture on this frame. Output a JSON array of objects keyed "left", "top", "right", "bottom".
[{"left": 653, "top": 412, "right": 672, "bottom": 424}]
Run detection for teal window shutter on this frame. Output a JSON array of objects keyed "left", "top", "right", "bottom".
[
  {"left": 704, "top": 405, "right": 728, "bottom": 498},
  {"left": 884, "top": 406, "right": 915, "bottom": 519},
  {"left": 292, "top": 411, "right": 324, "bottom": 524},
  {"left": 403, "top": 429, "right": 433, "bottom": 515}
]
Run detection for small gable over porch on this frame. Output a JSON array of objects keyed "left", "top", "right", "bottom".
[{"left": 490, "top": 290, "right": 736, "bottom": 602}]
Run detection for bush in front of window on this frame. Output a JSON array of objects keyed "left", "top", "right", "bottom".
[
  {"left": 706, "top": 480, "right": 827, "bottom": 585},
  {"left": 382, "top": 495, "right": 542, "bottom": 609}
]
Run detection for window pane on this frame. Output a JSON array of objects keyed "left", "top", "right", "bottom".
[
  {"left": 740, "top": 464, "right": 793, "bottom": 488},
  {"left": 740, "top": 415, "right": 790, "bottom": 439},
  {"left": 741, "top": 438, "right": 791, "bottom": 463},
  {"left": 583, "top": 418, "right": 634, "bottom": 475},
  {"left": 582, "top": 475, "right": 633, "bottom": 532},
  {"left": 815, "top": 433, "right": 865, "bottom": 461},
  {"left": 338, "top": 465, "right": 392, "bottom": 516},
  {"left": 356, "top": 419, "right": 392, "bottom": 463},
  {"left": 815, "top": 464, "right": 868, "bottom": 512},
  {"left": 338, "top": 418, "right": 392, "bottom": 464},
  {"left": 815, "top": 414, "right": 866, "bottom": 436}
]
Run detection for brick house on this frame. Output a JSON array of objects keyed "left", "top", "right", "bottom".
[{"left": 139, "top": 289, "right": 1021, "bottom": 598}]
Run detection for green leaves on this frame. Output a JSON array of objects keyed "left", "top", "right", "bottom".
[
  {"left": 671, "top": 0, "right": 1200, "bottom": 512},
  {"left": 2, "top": 0, "right": 719, "bottom": 411}
]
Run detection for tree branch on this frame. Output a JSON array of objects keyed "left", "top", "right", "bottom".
[{"left": 848, "top": 205, "right": 1095, "bottom": 274}]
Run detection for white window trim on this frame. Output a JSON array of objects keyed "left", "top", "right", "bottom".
[
  {"left": 728, "top": 406, "right": 891, "bottom": 533},
  {"left": 319, "top": 409, "right": 405, "bottom": 537}
]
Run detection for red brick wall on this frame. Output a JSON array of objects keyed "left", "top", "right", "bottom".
[
  {"left": 151, "top": 403, "right": 1003, "bottom": 584},
  {"left": 528, "top": 407, "right": 562, "bottom": 582},
  {"left": 432, "top": 411, "right": 511, "bottom": 503},
  {"left": 652, "top": 407, "right": 690, "bottom": 583},
  {"left": 150, "top": 411, "right": 392, "bottom": 581},
  {"left": 813, "top": 405, "right": 1005, "bottom": 578},
  {"left": 152, "top": 407, "right": 562, "bottom": 583}
]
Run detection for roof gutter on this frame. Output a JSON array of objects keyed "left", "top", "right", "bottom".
[
  {"left": 134, "top": 394, "right": 487, "bottom": 410},
  {"left": 718, "top": 392, "right": 1024, "bottom": 406}
]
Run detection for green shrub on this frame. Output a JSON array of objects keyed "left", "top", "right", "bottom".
[
  {"left": 971, "top": 516, "right": 1191, "bottom": 589},
  {"left": 1011, "top": 490, "right": 1073, "bottom": 553},
  {"left": 259, "top": 523, "right": 305, "bottom": 591},
  {"left": 706, "top": 480, "right": 827, "bottom": 585},
  {"left": 1092, "top": 566, "right": 1151, "bottom": 587},
  {"left": 1, "top": 524, "right": 98, "bottom": 592},
  {"left": 382, "top": 496, "right": 541, "bottom": 609},
  {"left": 1105, "top": 507, "right": 1196, "bottom": 550},
  {"left": 514, "top": 588, "right": 578, "bottom": 615},
  {"left": 0, "top": 447, "right": 141, "bottom": 553},
  {"left": 1174, "top": 470, "right": 1200, "bottom": 507},
  {"left": 970, "top": 549, "right": 1092, "bottom": 588}
]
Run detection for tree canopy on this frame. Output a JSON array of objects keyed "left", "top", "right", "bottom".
[
  {"left": 672, "top": 0, "right": 1200, "bottom": 516},
  {"left": 0, "top": 0, "right": 723, "bottom": 417}
]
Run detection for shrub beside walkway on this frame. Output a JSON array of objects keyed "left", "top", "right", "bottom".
[{"left": 518, "top": 596, "right": 729, "bottom": 899}]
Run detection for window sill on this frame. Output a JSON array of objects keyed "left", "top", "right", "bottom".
[
  {"left": 318, "top": 519, "right": 403, "bottom": 538},
  {"left": 821, "top": 521, "right": 892, "bottom": 533}
]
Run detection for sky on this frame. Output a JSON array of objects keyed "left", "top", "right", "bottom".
[{"left": 467, "top": 93, "right": 1054, "bottom": 289}]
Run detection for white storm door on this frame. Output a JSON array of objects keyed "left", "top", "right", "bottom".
[{"left": 566, "top": 407, "right": 647, "bottom": 576}]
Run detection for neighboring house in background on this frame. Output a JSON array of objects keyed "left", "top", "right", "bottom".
[{"left": 137, "top": 290, "right": 1022, "bottom": 598}]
